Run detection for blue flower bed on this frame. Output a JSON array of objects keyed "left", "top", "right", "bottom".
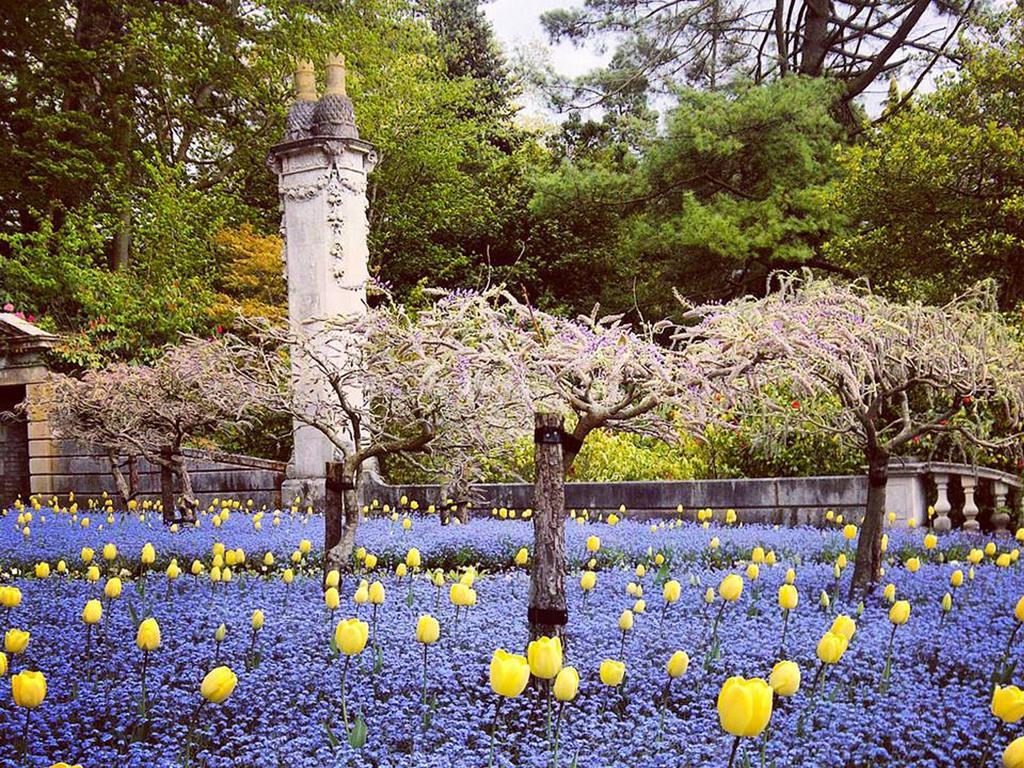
[{"left": 0, "top": 508, "right": 1016, "bottom": 767}]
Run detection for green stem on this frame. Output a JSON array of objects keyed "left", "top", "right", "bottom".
[
  {"left": 778, "top": 610, "right": 790, "bottom": 660},
  {"left": 545, "top": 683, "right": 553, "bottom": 742},
  {"left": 487, "top": 698, "right": 504, "bottom": 768},
  {"left": 727, "top": 735, "right": 741, "bottom": 768},
  {"left": 341, "top": 655, "right": 351, "bottom": 733},
  {"left": 421, "top": 644, "right": 429, "bottom": 705},
  {"left": 552, "top": 701, "right": 565, "bottom": 768}
]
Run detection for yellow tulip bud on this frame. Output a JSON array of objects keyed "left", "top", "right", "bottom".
[
  {"left": 5, "top": 628, "right": 30, "bottom": 654},
  {"left": 816, "top": 631, "right": 848, "bottom": 664},
  {"left": 201, "top": 665, "right": 237, "bottom": 704},
  {"left": 299, "top": 539, "right": 311, "bottom": 554},
  {"left": 746, "top": 563, "right": 760, "bottom": 581},
  {"left": 666, "top": 650, "right": 689, "bottom": 679},
  {"left": 136, "top": 618, "right": 161, "bottom": 652},
  {"left": 34, "top": 562, "right": 50, "bottom": 578},
  {"left": 527, "top": 636, "right": 563, "bottom": 680},
  {"left": 406, "top": 548, "right": 422, "bottom": 569},
  {"left": 998, "top": 553, "right": 1013, "bottom": 568},
  {"left": 514, "top": 548, "right": 529, "bottom": 566},
  {"left": 923, "top": 533, "right": 937, "bottom": 550},
  {"left": 141, "top": 543, "right": 156, "bottom": 565},
  {"left": 968, "top": 549, "right": 984, "bottom": 564},
  {"left": 396, "top": 563, "right": 408, "bottom": 578},
  {"left": 283, "top": 568, "right": 294, "bottom": 584},
  {"left": 81, "top": 547, "right": 94, "bottom": 563},
  {"left": 104, "top": 577, "right": 122, "bottom": 600},
  {"left": 368, "top": 581, "right": 386, "bottom": 605},
  {"left": 778, "top": 584, "right": 798, "bottom": 611},
  {"left": 1004, "top": 736, "right": 1024, "bottom": 768},
  {"left": 11, "top": 669, "right": 46, "bottom": 708},
  {"left": 830, "top": 614, "right": 856, "bottom": 641},
  {"left": 580, "top": 571, "right": 596, "bottom": 591},
  {"left": 553, "top": 666, "right": 579, "bottom": 701},
  {"left": 251, "top": 610, "right": 265, "bottom": 631},
  {"left": 704, "top": 587, "right": 715, "bottom": 604},
  {"left": 325, "top": 587, "right": 340, "bottom": 611},
  {"left": 215, "top": 623, "right": 227, "bottom": 643},
  {"left": 618, "top": 610, "right": 634, "bottom": 632},
  {"left": 586, "top": 536, "right": 600, "bottom": 553},
  {"left": 0, "top": 651, "right": 6, "bottom": 676},
  {"left": 663, "top": 580, "right": 681, "bottom": 604},
  {"left": 769, "top": 660, "right": 800, "bottom": 697},
  {"left": 490, "top": 648, "right": 531, "bottom": 697},
  {"left": 888, "top": 600, "right": 911, "bottom": 625},
  {"left": 994, "top": 685, "right": 1024, "bottom": 724},
  {"left": 86, "top": 565, "right": 100, "bottom": 582},
  {"left": 719, "top": 574, "right": 744, "bottom": 602},
  {"left": 842, "top": 524, "right": 857, "bottom": 541},
  {"left": 334, "top": 618, "right": 369, "bottom": 656},
  {"left": 942, "top": 593, "right": 953, "bottom": 612},
  {"left": 986, "top": 542, "right": 998, "bottom": 557},
  {"left": 364, "top": 553, "right": 378, "bottom": 570},
  {"left": 883, "top": 583, "right": 897, "bottom": 603},
  {"left": 717, "top": 676, "right": 773, "bottom": 737},
  {"left": 906, "top": 557, "right": 920, "bottom": 573},
  {"left": 103, "top": 543, "right": 117, "bottom": 561},
  {"left": 82, "top": 599, "right": 102, "bottom": 625},
  {"left": 415, "top": 614, "right": 440, "bottom": 644},
  {"left": 599, "top": 659, "right": 626, "bottom": 686},
  {"left": 950, "top": 570, "right": 964, "bottom": 588}
]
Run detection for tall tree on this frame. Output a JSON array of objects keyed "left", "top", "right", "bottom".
[
  {"left": 540, "top": 0, "right": 990, "bottom": 118},
  {"left": 829, "top": 12, "right": 1024, "bottom": 310}
]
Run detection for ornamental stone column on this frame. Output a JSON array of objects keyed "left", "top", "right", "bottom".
[{"left": 267, "top": 56, "right": 377, "bottom": 508}]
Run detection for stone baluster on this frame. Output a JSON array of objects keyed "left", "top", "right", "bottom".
[
  {"left": 961, "top": 474, "right": 980, "bottom": 531},
  {"left": 992, "top": 480, "right": 1011, "bottom": 534},
  {"left": 932, "top": 473, "right": 952, "bottom": 533}
]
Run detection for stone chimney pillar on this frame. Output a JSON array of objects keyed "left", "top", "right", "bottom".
[{"left": 267, "top": 55, "right": 377, "bottom": 507}]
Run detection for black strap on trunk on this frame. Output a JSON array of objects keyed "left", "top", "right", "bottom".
[
  {"left": 533, "top": 427, "right": 583, "bottom": 454},
  {"left": 528, "top": 606, "right": 569, "bottom": 626}
]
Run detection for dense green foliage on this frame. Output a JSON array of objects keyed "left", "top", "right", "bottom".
[{"left": 829, "top": 18, "right": 1024, "bottom": 310}]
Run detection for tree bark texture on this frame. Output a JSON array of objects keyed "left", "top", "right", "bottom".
[
  {"left": 325, "top": 460, "right": 360, "bottom": 578},
  {"left": 160, "top": 446, "right": 175, "bottom": 524},
  {"left": 529, "top": 412, "right": 568, "bottom": 642},
  {"left": 850, "top": 450, "right": 888, "bottom": 596}
]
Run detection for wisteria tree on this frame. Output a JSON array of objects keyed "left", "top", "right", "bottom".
[
  {"left": 690, "top": 275, "right": 1024, "bottom": 593},
  {"left": 50, "top": 341, "right": 257, "bottom": 521},
  {"left": 211, "top": 295, "right": 527, "bottom": 575}
]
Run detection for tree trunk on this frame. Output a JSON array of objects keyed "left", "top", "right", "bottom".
[
  {"left": 528, "top": 412, "right": 568, "bottom": 643},
  {"left": 850, "top": 449, "right": 889, "bottom": 596},
  {"left": 108, "top": 450, "right": 133, "bottom": 508},
  {"left": 128, "top": 454, "right": 139, "bottom": 500},
  {"left": 159, "top": 447, "right": 175, "bottom": 524},
  {"left": 174, "top": 454, "right": 197, "bottom": 524},
  {"left": 325, "top": 459, "right": 361, "bottom": 578},
  {"left": 799, "top": 0, "right": 829, "bottom": 76}
]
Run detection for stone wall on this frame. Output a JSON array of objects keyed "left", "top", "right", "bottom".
[{"left": 27, "top": 441, "right": 286, "bottom": 509}]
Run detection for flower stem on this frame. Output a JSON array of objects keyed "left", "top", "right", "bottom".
[
  {"left": 487, "top": 698, "right": 504, "bottom": 768},
  {"left": 727, "top": 735, "right": 741, "bottom": 768},
  {"left": 552, "top": 701, "right": 565, "bottom": 768},
  {"left": 421, "top": 644, "right": 429, "bottom": 705},
  {"left": 341, "top": 655, "right": 351, "bottom": 733},
  {"left": 778, "top": 610, "right": 790, "bottom": 659}
]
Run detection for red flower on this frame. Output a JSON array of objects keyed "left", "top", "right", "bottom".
[
  {"left": 216, "top": 325, "right": 224, "bottom": 335},
  {"left": 962, "top": 396, "right": 973, "bottom": 405},
  {"left": 791, "top": 400, "right": 800, "bottom": 409}
]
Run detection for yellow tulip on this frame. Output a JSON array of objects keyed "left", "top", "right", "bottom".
[
  {"left": 104, "top": 577, "right": 122, "bottom": 599},
  {"left": 5, "top": 629, "right": 29, "bottom": 654},
  {"left": 906, "top": 557, "right": 920, "bottom": 573},
  {"left": 719, "top": 574, "right": 743, "bottom": 602},
  {"left": 586, "top": 536, "right": 600, "bottom": 553},
  {"left": 0, "top": 586, "right": 22, "bottom": 608},
  {"left": 283, "top": 568, "right": 294, "bottom": 585},
  {"left": 666, "top": 650, "right": 689, "bottom": 679},
  {"left": 842, "top": 524, "right": 857, "bottom": 540},
  {"left": 599, "top": 659, "right": 626, "bottom": 686},
  {"left": 415, "top": 614, "right": 440, "bottom": 644},
  {"left": 998, "top": 554, "right": 1013, "bottom": 568},
  {"left": 769, "top": 660, "right": 800, "bottom": 696},
  {"left": 883, "top": 583, "right": 897, "bottom": 602},
  {"left": 751, "top": 546, "right": 765, "bottom": 564},
  {"left": 251, "top": 610, "right": 265, "bottom": 631},
  {"left": 993, "top": 685, "right": 1024, "bottom": 724},
  {"left": 663, "top": 580, "right": 681, "bottom": 604},
  {"left": 34, "top": 562, "right": 50, "bottom": 578},
  {"left": 368, "top": 581, "right": 386, "bottom": 605},
  {"left": 553, "top": 666, "right": 580, "bottom": 701},
  {"left": 830, "top": 614, "right": 856, "bottom": 642},
  {"left": 136, "top": 618, "right": 161, "bottom": 652},
  {"left": 489, "top": 649, "right": 531, "bottom": 697},
  {"left": 141, "top": 543, "right": 156, "bottom": 565},
  {"left": 200, "top": 666, "right": 237, "bottom": 704},
  {"left": 968, "top": 549, "right": 984, "bottom": 565},
  {"left": 745, "top": 563, "right": 760, "bottom": 581},
  {"left": 941, "top": 593, "right": 953, "bottom": 613},
  {"left": 527, "top": 636, "right": 563, "bottom": 679},
  {"left": 986, "top": 542, "right": 998, "bottom": 557},
  {"left": 888, "top": 600, "right": 911, "bottom": 626},
  {"left": 405, "top": 548, "right": 422, "bottom": 569},
  {"left": 103, "top": 543, "right": 117, "bottom": 561},
  {"left": 299, "top": 539, "right": 311, "bottom": 554},
  {"left": 618, "top": 610, "right": 634, "bottom": 632},
  {"left": 704, "top": 587, "right": 715, "bottom": 604},
  {"left": 86, "top": 566, "right": 100, "bottom": 582},
  {"left": 778, "top": 584, "right": 798, "bottom": 611},
  {"left": 11, "top": 669, "right": 46, "bottom": 708},
  {"left": 82, "top": 599, "right": 102, "bottom": 625},
  {"left": 215, "top": 624, "right": 227, "bottom": 643},
  {"left": 923, "top": 533, "right": 937, "bottom": 550},
  {"left": 81, "top": 547, "right": 94, "bottom": 563},
  {"left": 335, "top": 618, "right": 369, "bottom": 656},
  {"left": 1004, "top": 736, "right": 1024, "bottom": 768},
  {"left": 325, "top": 587, "right": 340, "bottom": 611},
  {"left": 363, "top": 553, "right": 378, "bottom": 570},
  {"left": 717, "top": 676, "right": 773, "bottom": 738},
  {"left": 816, "top": 631, "right": 848, "bottom": 664},
  {"left": 396, "top": 563, "right": 408, "bottom": 578},
  {"left": 580, "top": 571, "right": 597, "bottom": 591},
  {"left": 0, "top": 652, "right": 6, "bottom": 676}
]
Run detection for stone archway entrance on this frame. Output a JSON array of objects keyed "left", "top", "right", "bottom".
[{"left": 0, "top": 383, "right": 29, "bottom": 500}]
